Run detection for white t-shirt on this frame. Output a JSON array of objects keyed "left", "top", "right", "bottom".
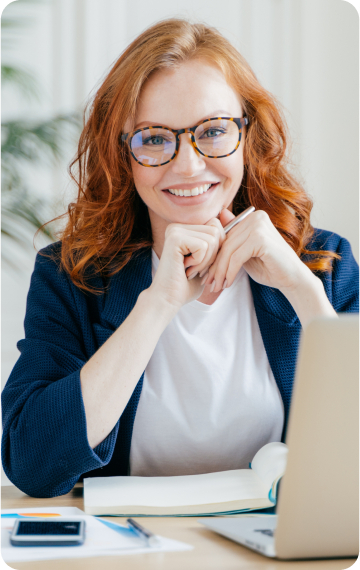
[{"left": 129, "top": 249, "right": 284, "bottom": 476}]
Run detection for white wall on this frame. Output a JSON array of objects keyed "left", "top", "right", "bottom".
[{"left": 1, "top": 0, "right": 358, "bottom": 485}]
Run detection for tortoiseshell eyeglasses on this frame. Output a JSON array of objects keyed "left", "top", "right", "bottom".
[{"left": 121, "top": 116, "right": 249, "bottom": 167}]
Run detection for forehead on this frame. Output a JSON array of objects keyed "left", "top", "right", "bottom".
[{"left": 133, "top": 59, "right": 243, "bottom": 130}]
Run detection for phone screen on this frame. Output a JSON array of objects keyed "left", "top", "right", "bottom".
[
  {"left": 11, "top": 519, "right": 85, "bottom": 546},
  {"left": 16, "top": 521, "right": 81, "bottom": 535}
]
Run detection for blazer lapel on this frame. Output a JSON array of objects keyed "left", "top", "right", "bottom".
[
  {"left": 101, "top": 248, "right": 153, "bottom": 329},
  {"left": 249, "top": 277, "right": 302, "bottom": 439},
  {"left": 83, "top": 248, "right": 153, "bottom": 479}
]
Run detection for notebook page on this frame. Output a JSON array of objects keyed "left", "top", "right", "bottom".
[
  {"left": 84, "top": 469, "right": 268, "bottom": 509},
  {"left": 251, "top": 442, "right": 288, "bottom": 491}
]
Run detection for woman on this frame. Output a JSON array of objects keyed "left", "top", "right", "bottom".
[{"left": 2, "top": 19, "right": 358, "bottom": 498}]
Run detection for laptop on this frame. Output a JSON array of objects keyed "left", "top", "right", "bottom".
[{"left": 199, "top": 314, "right": 359, "bottom": 559}]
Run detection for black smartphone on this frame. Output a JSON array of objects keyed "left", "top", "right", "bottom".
[{"left": 10, "top": 518, "right": 86, "bottom": 546}]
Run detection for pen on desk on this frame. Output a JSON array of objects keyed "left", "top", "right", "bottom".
[{"left": 127, "top": 518, "right": 161, "bottom": 547}]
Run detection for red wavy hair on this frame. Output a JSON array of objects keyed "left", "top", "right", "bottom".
[{"left": 38, "top": 18, "right": 340, "bottom": 294}]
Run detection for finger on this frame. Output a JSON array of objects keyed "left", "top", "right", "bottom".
[
  {"left": 164, "top": 226, "right": 218, "bottom": 277},
  {"left": 190, "top": 219, "right": 226, "bottom": 278},
  {"left": 182, "top": 236, "right": 218, "bottom": 274},
  {"left": 205, "top": 217, "right": 226, "bottom": 248},
  {"left": 200, "top": 213, "right": 256, "bottom": 279},
  {"left": 201, "top": 210, "right": 271, "bottom": 288},
  {"left": 166, "top": 221, "right": 224, "bottom": 274},
  {"left": 201, "top": 224, "right": 254, "bottom": 288},
  {"left": 181, "top": 230, "right": 222, "bottom": 274},
  {"left": 166, "top": 223, "right": 223, "bottom": 268},
  {"left": 165, "top": 227, "right": 210, "bottom": 267},
  {"left": 212, "top": 236, "right": 258, "bottom": 291},
  {"left": 200, "top": 224, "right": 250, "bottom": 285},
  {"left": 200, "top": 248, "right": 220, "bottom": 283},
  {"left": 169, "top": 223, "right": 224, "bottom": 237}
]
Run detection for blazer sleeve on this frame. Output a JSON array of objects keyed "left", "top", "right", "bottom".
[
  {"left": 327, "top": 236, "right": 359, "bottom": 313},
  {"left": 1, "top": 250, "right": 119, "bottom": 498}
]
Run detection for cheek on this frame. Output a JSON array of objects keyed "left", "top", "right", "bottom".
[
  {"left": 131, "top": 160, "right": 161, "bottom": 195},
  {"left": 228, "top": 145, "right": 245, "bottom": 181},
  {"left": 215, "top": 154, "right": 244, "bottom": 187}
]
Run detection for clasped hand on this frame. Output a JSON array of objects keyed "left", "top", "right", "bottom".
[{"left": 184, "top": 208, "right": 314, "bottom": 295}]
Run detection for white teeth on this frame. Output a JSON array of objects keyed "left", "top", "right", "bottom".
[{"left": 167, "top": 183, "right": 213, "bottom": 196}]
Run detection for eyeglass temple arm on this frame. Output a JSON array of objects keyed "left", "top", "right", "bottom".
[{"left": 234, "top": 117, "right": 249, "bottom": 128}]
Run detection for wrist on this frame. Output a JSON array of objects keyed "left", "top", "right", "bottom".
[
  {"left": 280, "top": 264, "right": 320, "bottom": 299},
  {"left": 280, "top": 267, "right": 337, "bottom": 328},
  {"left": 138, "top": 287, "right": 179, "bottom": 323}
]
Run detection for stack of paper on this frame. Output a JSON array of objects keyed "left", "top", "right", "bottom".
[{"left": 1, "top": 507, "right": 192, "bottom": 563}]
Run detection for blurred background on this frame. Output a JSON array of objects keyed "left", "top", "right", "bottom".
[{"left": 1, "top": 0, "right": 358, "bottom": 485}]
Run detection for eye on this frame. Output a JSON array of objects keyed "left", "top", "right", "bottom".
[
  {"left": 143, "top": 135, "right": 167, "bottom": 146},
  {"left": 201, "top": 128, "right": 227, "bottom": 138}
]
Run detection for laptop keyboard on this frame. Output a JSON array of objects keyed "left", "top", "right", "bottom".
[{"left": 254, "top": 529, "right": 274, "bottom": 537}]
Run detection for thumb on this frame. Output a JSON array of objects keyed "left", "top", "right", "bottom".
[{"left": 219, "top": 208, "right": 235, "bottom": 228}]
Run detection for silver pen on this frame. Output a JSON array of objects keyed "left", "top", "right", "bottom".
[
  {"left": 222, "top": 205, "right": 255, "bottom": 234},
  {"left": 127, "top": 518, "right": 161, "bottom": 547}
]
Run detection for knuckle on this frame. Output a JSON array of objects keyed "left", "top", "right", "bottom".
[
  {"left": 252, "top": 211, "right": 270, "bottom": 240},
  {"left": 208, "top": 219, "right": 224, "bottom": 240},
  {"left": 255, "top": 210, "right": 269, "bottom": 223},
  {"left": 217, "top": 222, "right": 226, "bottom": 240},
  {"left": 210, "top": 225, "right": 220, "bottom": 240},
  {"left": 253, "top": 226, "right": 266, "bottom": 242},
  {"left": 202, "top": 241, "right": 210, "bottom": 253},
  {"left": 165, "top": 224, "right": 181, "bottom": 239},
  {"left": 208, "top": 235, "right": 217, "bottom": 248},
  {"left": 212, "top": 218, "right": 223, "bottom": 232}
]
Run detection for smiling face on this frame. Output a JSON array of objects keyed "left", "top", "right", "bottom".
[{"left": 125, "top": 58, "right": 245, "bottom": 250}]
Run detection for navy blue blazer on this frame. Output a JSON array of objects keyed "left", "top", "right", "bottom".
[{"left": 1, "top": 228, "right": 359, "bottom": 498}]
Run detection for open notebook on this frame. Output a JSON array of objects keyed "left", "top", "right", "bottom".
[{"left": 84, "top": 442, "right": 288, "bottom": 516}]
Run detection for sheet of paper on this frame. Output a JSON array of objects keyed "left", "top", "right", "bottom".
[{"left": 1, "top": 507, "right": 192, "bottom": 562}]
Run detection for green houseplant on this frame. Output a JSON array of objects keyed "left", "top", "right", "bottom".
[{"left": 1, "top": 0, "right": 81, "bottom": 269}]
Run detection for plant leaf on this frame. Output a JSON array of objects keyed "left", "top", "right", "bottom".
[
  {"left": 1, "top": 112, "right": 82, "bottom": 167},
  {"left": 1, "top": 65, "right": 40, "bottom": 100},
  {"left": 2, "top": 192, "right": 56, "bottom": 241}
]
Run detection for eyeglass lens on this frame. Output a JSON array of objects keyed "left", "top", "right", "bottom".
[{"left": 130, "top": 119, "right": 240, "bottom": 166}]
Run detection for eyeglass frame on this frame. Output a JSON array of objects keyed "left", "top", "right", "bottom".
[{"left": 120, "top": 116, "right": 249, "bottom": 167}]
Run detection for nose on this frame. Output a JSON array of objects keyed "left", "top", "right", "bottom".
[{"left": 171, "top": 132, "right": 206, "bottom": 177}]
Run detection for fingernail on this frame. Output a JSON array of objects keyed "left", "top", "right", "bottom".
[
  {"left": 199, "top": 268, "right": 208, "bottom": 278},
  {"left": 200, "top": 272, "right": 209, "bottom": 285},
  {"left": 188, "top": 271, "right": 198, "bottom": 280},
  {"left": 210, "top": 280, "right": 216, "bottom": 292},
  {"left": 222, "top": 279, "right": 228, "bottom": 289}
]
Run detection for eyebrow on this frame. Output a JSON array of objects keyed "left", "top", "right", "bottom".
[{"left": 134, "top": 110, "right": 237, "bottom": 130}]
